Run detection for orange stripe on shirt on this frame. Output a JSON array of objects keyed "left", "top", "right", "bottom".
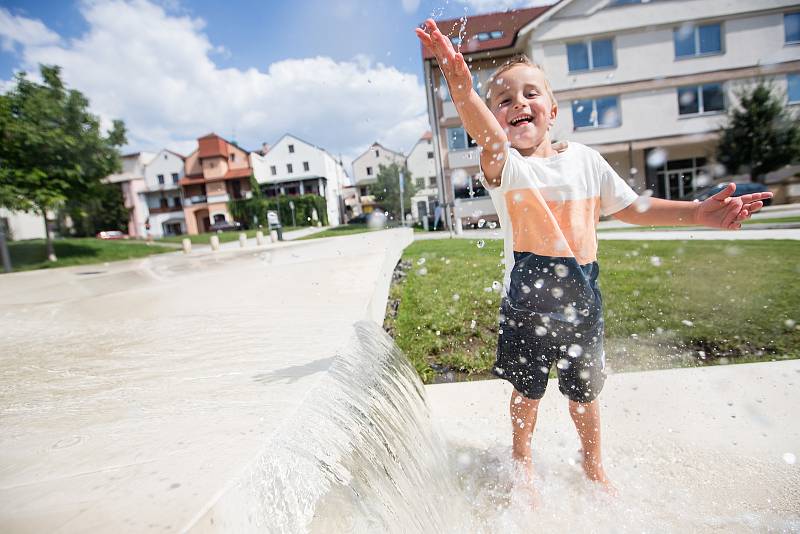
[{"left": 505, "top": 189, "right": 601, "bottom": 265}]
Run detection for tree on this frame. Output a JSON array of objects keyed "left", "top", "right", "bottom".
[
  {"left": 60, "top": 182, "right": 130, "bottom": 237},
  {"left": 717, "top": 80, "right": 800, "bottom": 183},
  {"left": 370, "top": 163, "right": 417, "bottom": 222},
  {"left": 0, "top": 65, "right": 126, "bottom": 263}
]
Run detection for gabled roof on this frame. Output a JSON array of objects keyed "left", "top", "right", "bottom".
[
  {"left": 420, "top": 5, "right": 553, "bottom": 61},
  {"left": 353, "top": 141, "right": 405, "bottom": 162},
  {"left": 196, "top": 133, "right": 249, "bottom": 159},
  {"left": 264, "top": 133, "right": 348, "bottom": 169}
]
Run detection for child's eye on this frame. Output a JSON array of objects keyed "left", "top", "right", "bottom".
[
  {"left": 527, "top": 91, "right": 539, "bottom": 98},
  {"left": 499, "top": 99, "right": 511, "bottom": 107}
]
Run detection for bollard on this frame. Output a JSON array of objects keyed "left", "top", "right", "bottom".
[
  {"left": 181, "top": 238, "right": 191, "bottom": 254},
  {"left": 269, "top": 230, "right": 278, "bottom": 243},
  {"left": 455, "top": 217, "right": 463, "bottom": 235},
  {"left": 256, "top": 230, "right": 265, "bottom": 246},
  {"left": 239, "top": 232, "right": 247, "bottom": 248},
  {"left": 422, "top": 215, "right": 429, "bottom": 231},
  {"left": 210, "top": 235, "right": 220, "bottom": 251}
]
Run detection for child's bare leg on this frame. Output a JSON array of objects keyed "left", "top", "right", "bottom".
[
  {"left": 568, "top": 399, "right": 614, "bottom": 491},
  {"left": 510, "top": 389, "right": 540, "bottom": 482}
]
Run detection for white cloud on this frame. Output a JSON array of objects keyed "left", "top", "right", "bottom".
[
  {"left": 5, "top": 0, "right": 429, "bottom": 163},
  {"left": 455, "top": 0, "right": 556, "bottom": 14},
  {"left": 0, "top": 8, "right": 61, "bottom": 52}
]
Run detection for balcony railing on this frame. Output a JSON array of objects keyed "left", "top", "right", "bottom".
[
  {"left": 448, "top": 148, "right": 480, "bottom": 169},
  {"left": 185, "top": 195, "right": 207, "bottom": 206}
]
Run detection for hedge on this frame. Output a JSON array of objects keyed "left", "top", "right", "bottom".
[{"left": 229, "top": 194, "right": 328, "bottom": 228}]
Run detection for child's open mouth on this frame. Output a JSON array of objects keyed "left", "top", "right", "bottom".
[{"left": 509, "top": 114, "right": 533, "bottom": 127}]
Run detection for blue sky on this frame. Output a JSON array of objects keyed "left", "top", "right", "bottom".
[{"left": 0, "top": 0, "right": 553, "bottom": 162}]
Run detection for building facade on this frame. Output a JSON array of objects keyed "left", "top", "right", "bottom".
[
  {"left": 405, "top": 132, "right": 439, "bottom": 222},
  {"left": 141, "top": 149, "right": 186, "bottom": 238},
  {"left": 421, "top": 1, "right": 800, "bottom": 224},
  {"left": 0, "top": 208, "right": 46, "bottom": 241},
  {"left": 105, "top": 152, "right": 156, "bottom": 238},
  {"left": 182, "top": 134, "right": 253, "bottom": 235},
  {"left": 351, "top": 142, "right": 406, "bottom": 214},
  {"left": 251, "top": 133, "right": 351, "bottom": 226}
]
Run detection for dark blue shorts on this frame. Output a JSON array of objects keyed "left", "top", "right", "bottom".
[{"left": 492, "top": 297, "right": 606, "bottom": 403}]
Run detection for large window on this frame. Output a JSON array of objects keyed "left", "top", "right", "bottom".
[
  {"left": 789, "top": 73, "right": 800, "bottom": 103},
  {"left": 786, "top": 13, "right": 800, "bottom": 44},
  {"left": 157, "top": 174, "right": 164, "bottom": 185},
  {"left": 655, "top": 157, "right": 708, "bottom": 200},
  {"left": 678, "top": 83, "right": 725, "bottom": 115},
  {"left": 571, "top": 96, "right": 621, "bottom": 129},
  {"left": 171, "top": 173, "right": 179, "bottom": 184},
  {"left": 567, "top": 38, "right": 615, "bottom": 72},
  {"left": 446, "top": 127, "right": 476, "bottom": 150},
  {"left": 674, "top": 23, "right": 722, "bottom": 58}
]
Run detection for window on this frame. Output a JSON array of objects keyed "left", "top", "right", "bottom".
[
  {"left": 567, "top": 38, "right": 614, "bottom": 72},
  {"left": 229, "top": 153, "right": 236, "bottom": 162},
  {"left": 788, "top": 73, "right": 800, "bottom": 103},
  {"left": 367, "top": 166, "right": 373, "bottom": 176},
  {"left": 571, "top": 96, "right": 621, "bottom": 129},
  {"left": 287, "top": 163, "right": 293, "bottom": 173},
  {"left": 360, "top": 186, "right": 369, "bottom": 196},
  {"left": 429, "top": 176, "right": 437, "bottom": 187},
  {"left": 655, "top": 157, "right": 708, "bottom": 200},
  {"left": 157, "top": 174, "right": 164, "bottom": 185},
  {"left": 270, "top": 165, "right": 277, "bottom": 175},
  {"left": 288, "top": 144, "right": 295, "bottom": 153},
  {"left": 447, "top": 127, "right": 468, "bottom": 150},
  {"left": 427, "top": 151, "right": 434, "bottom": 159},
  {"left": 173, "top": 196, "right": 181, "bottom": 207},
  {"left": 303, "top": 161, "right": 310, "bottom": 171},
  {"left": 786, "top": 13, "right": 800, "bottom": 44},
  {"left": 171, "top": 173, "right": 179, "bottom": 184},
  {"left": 476, "top": 31, "right": 502, "bottom": 41},
  {"left": 678, "top": 83, "right": 724, "bottom": 115},
  {"left": 416, "top": 177, "right": 425, "bottom": 188},
  {"left": 674, "top": 23, "right": 722, "bottom": 58},
  {"left": 490, "top": 31, "right": 503, "bottom": 39},
  {"left": 160, "top": 197, "right": 168, "bottom": 208},
  {"left": 454, "top": 173, "right": 488, "bottom": 199}
]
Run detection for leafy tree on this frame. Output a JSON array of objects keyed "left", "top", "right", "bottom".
[
  {"left": 0, "top": 65, "right": 126, "bottom": 262},
  {"left": 370, "top": 163, "right": 417, "bottom": 222},
  {"left": 717, "top": 81, "right": 800, "bottom": 183},
  {"left": 60, "top": 182, "right": 130, "bottom": 237}
]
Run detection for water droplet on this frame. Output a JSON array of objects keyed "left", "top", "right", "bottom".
[
  {"left": 491, "top": 281, "right": 502, "bottom": 293},
  {"left": 647, "top": 148, "right": 667, "bottom": 168},
  {"left": 417, "top": 257, "right": 426, "bottom": 265},
  {"left": 539, "top": 366, "right": 549, "bottom": 374},
  {"left": 477, "top": 218, "right": 486, "bottom": 228},
  {"left": 556, "top": 358, "right": 570, "bottom": 370},
  {"left": 521, "top": 284, "right": 531, "bottom": 294},
  {"left": 551, "top": 287, "right": 564, "bottom": 298},
  {"left": 650, "top": 256, "right": 662, "bottom": 267},
  {"left": 495, "top": 366, "right": 505, "bottom": 375},
  {"left": 681, "top": 319, "right": 694, "bottom": 327},
  {"left": 578, "top": 369, "right": 591, "bottom": 380},
  {"left": 477, "top": 240, "right": 485, "bottom": 248},
  {"left": 452, "top": 293, "right": 460, "bottom": 301},
  {"left": 457, "top": 451, "right": 473, "bottom": 466},
  {"left": 783, "top": 452, "right": 796, "bottom": 465},
  {"left": 785, "top": 319, "right": 797, "bottom": 329},
  {"left": 575, "top": 404, "right": 586, "bottom": 414},
  {"left": 470, "top": 319, "right": 476, "bottom": 329},
  {"left": 512, "top": 192, "right": 523, "bottom": 202},
  {"left": 435, "top": 330, "right": 441, "bottom": 336},
  {"left": 417, "top": 268, "right": 428, "bottom": 276},
  {"left": 567, "top": 344, "right": 583, "bottom": 357},
  {"left": 518, "top": 356, "right": 528, "bottom": 364},
  {"left": 488, "top": 221, "right": 497, "bottom": 229},
  {"left": 534, "top": 279, "right": 544, "bottom": 289},
  {"left": 513, "top": 396, "right": 523, "bottom": 404},
  {"left": 555, "top": 264, "right": 569, "bottom": 278},
  {"left": 634, "top": 189, "right": 654, "bottom": 213},
  {"left": 630, "top": 167, "right": 638, "bottom": 175},
  {"left": 535, "top": 326, "right": 547, "bottom": 336}
]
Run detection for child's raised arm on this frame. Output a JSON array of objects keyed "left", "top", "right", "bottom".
[
  {"left": 415, "top": 19, "right": 507, "bottom": 186},
  {"left": 614, "top": 183, "right": 773, "bottom": 230}
]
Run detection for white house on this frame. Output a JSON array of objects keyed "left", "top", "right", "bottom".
[
  {"left": 405, "top": 132, "right": 439, "bottom": 223},
  {"left": 0, "top": 208, "right": 46, "bottom": 241},
  {"left": 105, "top": 152, "right": 155, "bottom": 238},
  {"left": 421, "top": 1, "right": 800, "bottom": 224},
  {"left": 351, "top": 142, "right": 407, "bottom": 215},
  {"left": 251, "top": 134, "right": 352, "bottom": 226},
  {"left": 140, "top": 149, "right": 186, "bottom": 238}
]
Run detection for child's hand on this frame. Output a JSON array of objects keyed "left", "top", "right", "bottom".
[
  {"left": 694, "top": 182, "right": 773, "bottom": 230},
  {"left": 415, "top": 19, "right": 473, "bottom": 101}
]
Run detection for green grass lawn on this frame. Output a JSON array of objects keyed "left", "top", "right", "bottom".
[
  {"left": 597, "top": 215, "right": 800, "bottom": 233},
  {"left": 385, "top": 239, "right": 800, "bottom": 383},
  {"left": 6, "top": 238, "right": 174, "bottom": 272}
]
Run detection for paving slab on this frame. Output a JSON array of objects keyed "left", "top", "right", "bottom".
[
  {"left": 0, "top": 228, "right": 412, "bottom": 533},
  {"left": 425, "top": 361, "right": 800, "bottom": 532}
]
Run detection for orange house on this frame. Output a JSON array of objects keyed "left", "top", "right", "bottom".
[{"left": 181, "top": 133, "right": 253, "bottom": 235}]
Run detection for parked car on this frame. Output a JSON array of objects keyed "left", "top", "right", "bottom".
[
  {"left": 209, "top": 220, "right": 242, "bottom": 232},
  {"left": 682, "top": 182, "right": 772, "bottom": 205},
  {"left": 96, "top": 230, "right": 128, "bottom": 240}
]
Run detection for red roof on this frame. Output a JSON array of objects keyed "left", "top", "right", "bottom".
[
  {"left": 198, "top": 133, "right": 228, "bottom": 159},
  {"left": 421, "top": 6, "right": 551, "bottom": 60},
  {"left": 421, "top": 131, "right": 433, "bottom": 140},
  {"left": 224, "top": 167, "right": 252, "bottom": 179}
]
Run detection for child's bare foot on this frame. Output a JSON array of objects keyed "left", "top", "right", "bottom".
[
  {"left": 581, "top": 457, "right": 618, "bottom": 496},
  {"left": 511, "top": 457, "right": 541, "bottom": 507}
]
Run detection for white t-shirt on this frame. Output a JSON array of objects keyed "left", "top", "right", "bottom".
[{"left": 481, "top": 142, "right": 637, "bottom": 305}]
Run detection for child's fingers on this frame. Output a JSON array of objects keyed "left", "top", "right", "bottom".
[
  {"left": 735, "top": 209, "right": 749, "bottom": 222},
  {"left": 721, "top": 201, "right": 743, "bottom": 228},
  {"left": 744, "top": 200, "right": 764, "bottom": 214},
  {"left": 711, "top": 182, "right": 736, "bottom": 201}
]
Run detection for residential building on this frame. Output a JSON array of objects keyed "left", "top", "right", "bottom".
[
  {"left": 0, "top": 208, "right": 46, "bottom": 241},
  {"left": 405, "top": 131, "right": 439, "bottom": 222},
  {"left": 181, "top": 133, "right": 253, "bottom": 235},
  {"left": 251, "top": 133, "right": 352, "bottom": 226},
  {"left": 140, "top": 149, "right": 186, "bottom": 238},
  {"left": 420, "top": 7, "right": 552, "bottom": 227},
  {"left": 105, "top": 152, "right": 156, "bottom": 238},
  {"left": 421, "top": 1, "right": 800, "bottom": 224},
  {"left": 351, "top": 142, "right": 406, "bottom": 214}
]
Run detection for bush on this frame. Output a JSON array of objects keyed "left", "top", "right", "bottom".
[{"left": 229, "top": 194, "right": 327, "bottom": 228}]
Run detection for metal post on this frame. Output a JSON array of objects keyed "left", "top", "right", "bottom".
[
  {"left": 399, "top": 170, "right": 405, "bottom": 227},
  {"left": 0, "top": 220, "right": 12, "bottom": 273}
]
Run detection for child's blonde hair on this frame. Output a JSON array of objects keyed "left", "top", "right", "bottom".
[{"left": 484, "top": 55, "right": 556, "bottom": 108}]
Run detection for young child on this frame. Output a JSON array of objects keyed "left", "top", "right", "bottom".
[{"left": 415, "top": 19, "right": 772, "bottom": 495}]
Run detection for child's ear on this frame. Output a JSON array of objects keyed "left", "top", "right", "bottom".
[{"left": 548, "top": 101, "right": 558, "bottom": 128}]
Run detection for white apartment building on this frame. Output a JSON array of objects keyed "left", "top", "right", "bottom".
[
  {"left": 140, "top": 149, "right": 186, "bottom": 238},
  {"left": 405, "top": 132, "right": 439, "bottom": 222},
  {"left": 105, "top": 152, "right": 155, "bottom": 238},
  {"left": 422, "top": 1, "right": 800, "bottom": 224},
  {"left": 251, "top": 134, "right": 352, "bottom": 226}
]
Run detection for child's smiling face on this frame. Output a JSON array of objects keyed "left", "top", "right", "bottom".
[{"left": 488, "top": 65, "right": 557, "bottom": 156}]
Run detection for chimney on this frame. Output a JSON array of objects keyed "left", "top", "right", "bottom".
[{"left": 261, "top": 142, "right": 270, "bottom": 155}]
